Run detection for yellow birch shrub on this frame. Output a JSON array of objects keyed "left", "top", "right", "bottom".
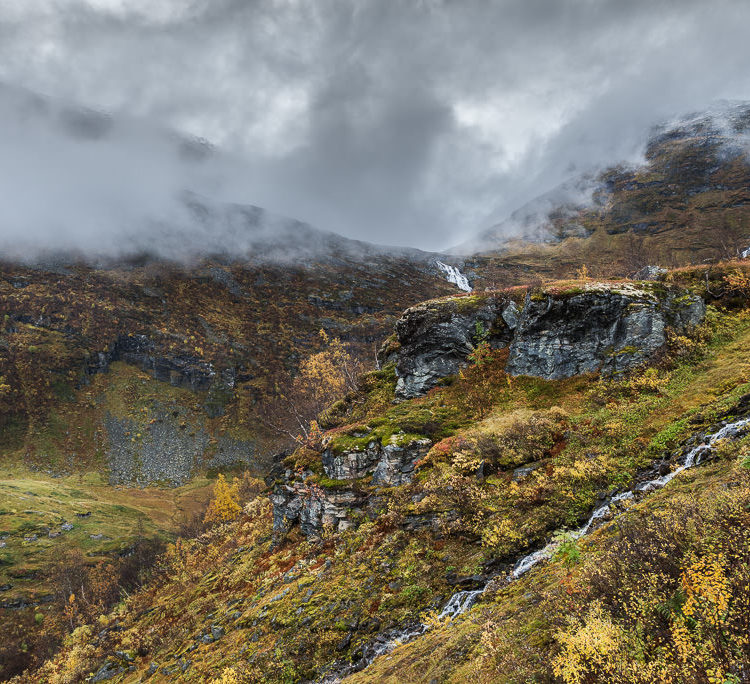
[
  {"left": 552, "top": 603, "right": 628, "bottom": 684},
  {"left": 480, "top": 516, "right": 523, "bottom": 555},
  {"left": 204, "top": 473, "right": 242, "bottom": 525},
  {"left": 681, "top": 554, "right": 731, "bottom": 628}
]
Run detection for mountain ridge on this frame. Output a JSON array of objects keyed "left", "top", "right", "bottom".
[{"left": 456, "top": 101, "right": 750, "bottom": 266}]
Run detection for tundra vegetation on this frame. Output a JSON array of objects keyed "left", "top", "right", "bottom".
[
  {"left": 6, "top": 262, "right": 750, "bottom": 683},
  {"left": 0, "top": 256, "right": 454, "bottom": 677}
]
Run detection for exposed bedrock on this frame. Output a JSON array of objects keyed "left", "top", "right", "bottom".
[
  {"left": 380, "top": 284, "right": 704, "bottom": 392},
  {"left": 377, "top": 295, "right": 517, "bottom": 399},
  {"left": 271, "top": 438, "right": 431, "bottom": 538},
  {"left": 506, "top": 285, "right": 705, "bottom": 380}
]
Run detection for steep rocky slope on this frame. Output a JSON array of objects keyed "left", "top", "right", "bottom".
[
  {"left": 0, "top": 254, "right": 457, "bottom": 480},
  {"left": 20, "top": 262, "right": 750, "bottom": 683},
  {"left": 272, "top": 280, "right": 706, "bottom": 543}
]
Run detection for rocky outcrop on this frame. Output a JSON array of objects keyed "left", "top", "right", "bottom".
[
  {"left": 84, "top": 334, "right": 224, "bottom": 394},
  {"left": 271, "top": 282, "right": 706, "bottom": 538},
  {"left": 270, "top": 483, "right": 365, "bottom": 537},
  {"left": 82, "top": 333, "right": 241, "bottom": 419},
  {"left": 322, "top": 438, "right": 431, "bottom": 487},
  {"left": 378, "top": 284, "right": 705, "bottom": 393},
  {"left": 506, "top": 284, "right": 705, "bottom": 379},
  {"left": 378, "top": 295, "right": 517, "bottom": 399},
  {"left": 633, "top": 265, "right": 668, "bottom": 281},
  {"left": 271, "top": 437, "right": 431, "bottom": 538}
]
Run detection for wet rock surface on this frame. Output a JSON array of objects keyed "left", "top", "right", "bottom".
[{"left": 378, "top": 295, "right": 515, "bottom": 399}]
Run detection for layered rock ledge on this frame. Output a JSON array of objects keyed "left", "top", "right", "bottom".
[{"left": 381, "top": 282, "right": 704, "bottom": 393}]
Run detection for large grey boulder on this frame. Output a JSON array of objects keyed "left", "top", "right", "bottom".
[
  {"left": 378, "top": 295, "right": 516, "bottom": 399},
  {"left": 270, "top": 484, "right": 365, "bottom": 538},
  {"left": 321, "top": 438, "right": 431, "bottom": 486},
  {"left": 506, "top": 284, "right": 705, "bottom": 379}
]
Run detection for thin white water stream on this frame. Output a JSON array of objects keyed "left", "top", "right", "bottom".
[
  {"left": 509, "top": 416, "right": 749, "bottom": 580},
  {"left": 320, "top": 416, "right": 750, "bottom": 682}
]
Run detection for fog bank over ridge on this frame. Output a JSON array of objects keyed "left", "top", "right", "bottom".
[
  {"left": 0, "top": 84, "right": 382, "bottom": 264},
  {"left": 2, "top": 1, "right": 750, "bottom": 255}
]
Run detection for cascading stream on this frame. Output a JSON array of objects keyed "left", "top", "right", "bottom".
[
  {"left": 435, "top": 260, "right": 472, "bottom": 292},
  {"left": 320, "top": 416, "right": 750, "bottom": 682}
]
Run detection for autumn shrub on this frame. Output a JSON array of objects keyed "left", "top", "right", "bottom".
[
  {"left": 470, "top": 408, "right": 569, "bottom": 471},
  {"left": 480, "top": 517, "right": 524, "bottom": 556},
  {"left": 259, "top": 330, "right": 366, "bottom": 444},
  {"left": 552, "top": 479, "right": 750, "bottom": 683},
  {"left": 231, "top": 470, "right": 265, "bottom": 503},
  {"left": 723, "top": 268, "right": 750, "bottom": 298},
  {"left": 553, "top": 603, "right": 633, "bottom": 684},
  {"left": 177, "top": 508, "right": 209, "bottom": 538},
  {"left": 411, "top": 466, "right": 488, "bottom": 537},
  {"left": 204, "top": 473, "right": 243, "bottom": 525},
  {"left": 447, "top": 344, "right": 509, "bottom": 420}
]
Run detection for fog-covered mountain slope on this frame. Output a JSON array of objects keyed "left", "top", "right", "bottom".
[
  {"left": 0, "top": 83, "right": 457, "bottom": 267},
  {"left": 457, "top": 101, "right": 750, "bottom": 260}
]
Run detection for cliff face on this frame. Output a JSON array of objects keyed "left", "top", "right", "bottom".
[
  {"left": 377, "top": 295, "right": 517, "bottom": 399},
  {"left": 271, "top": 438, "right": 431, "bottom": 537},
  {"left": 380, "top": 282, "right": 704, "bottom": 395},
  {"left": 506, "top": 284, "right": 705, "bottom": 379},
  {"left": 272, "top": 280, "right": 706, "bottom": 540}
]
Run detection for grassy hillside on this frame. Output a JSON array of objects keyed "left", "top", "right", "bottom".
[
  {"left": 15, "top": 263, "right": 750, "bottom": 683},
  {"left": 0, "top": 253, "right": 457, "bottom": 677},
  {"left": 0, "top": 468, "right": 212, "bottom": 606}
]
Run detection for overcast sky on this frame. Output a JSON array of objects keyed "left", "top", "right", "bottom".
[{"left": 2, "top": 0, "right": 750, "bottom": 254}]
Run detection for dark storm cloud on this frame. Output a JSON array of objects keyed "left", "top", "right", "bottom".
[{"left": 1, "top": 0, "right": 750, "bottom": 254}]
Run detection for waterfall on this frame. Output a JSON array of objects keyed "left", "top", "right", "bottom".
[
  {"left": 435, "top": 260, "right": 472, "bottom": 292},
  {"left": 319, "top": 416, "right": 750, "bottom": 682},
  {"left": 437, "top": 589, "right": 484, "bottom": 619}
]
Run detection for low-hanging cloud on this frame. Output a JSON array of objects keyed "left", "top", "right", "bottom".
[{"left": 1, "top": 0, "right": 750, "bottom": 257}]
